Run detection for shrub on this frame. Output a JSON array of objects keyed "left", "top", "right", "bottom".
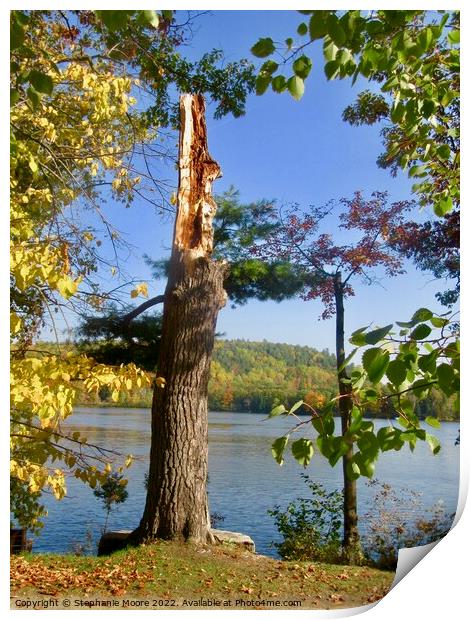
[
  {"left": 10, "top": 477, "right": 47, "bottom": 534},
  {"left": 93, "top": 472, "right": 129, "bottom": 533},
  {"left": 269, "top": 476, "right": 454, "bottom": 568},
  {"left": 362, "top": 479, "right": 455, "bottom": 569},
  {"left": 268, "top": 474, "right": 343, "bottom": 563}
]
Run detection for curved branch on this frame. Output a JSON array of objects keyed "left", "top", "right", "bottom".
[{"left": 121, "top": 294, "right": 165, "bottom": 324}]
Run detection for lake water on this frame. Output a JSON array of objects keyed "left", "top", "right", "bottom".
[{"left": 32, "top": 408, "right": 460, "bottom": 557}]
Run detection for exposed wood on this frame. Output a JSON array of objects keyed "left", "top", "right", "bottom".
[
  {"left": 173, "top": 94, "right": 221, "bottom": 258},
  {"left": 133, "top": 94, "right": 227, "bottom": 545}
]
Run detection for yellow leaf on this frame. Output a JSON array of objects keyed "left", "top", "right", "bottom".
[
  {"left": 10, "top": 312, "right": 22, "bottom": 334},
  {"left": 130, "top": 282, "right": 148, "bottom": 299}
]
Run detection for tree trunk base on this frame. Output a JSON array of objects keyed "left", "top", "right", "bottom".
[
  {"left": 98, "top": 528, "right": 255, "bottom": 556},
  {"left": 341, "top": 539, "right": 364, "bottom": 566}
]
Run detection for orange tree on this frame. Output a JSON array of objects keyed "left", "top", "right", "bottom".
[{"left": 254, "top": 191, "right": 412, "bottom": 563}]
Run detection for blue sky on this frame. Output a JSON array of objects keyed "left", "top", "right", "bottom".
[{"left": 54, "top": 10, "right": 449, "bottom": 351}]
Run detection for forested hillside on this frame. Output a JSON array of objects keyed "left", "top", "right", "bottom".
[
  {"left": 209, "top": 340, "right": 337, "bottom": 412},
  {"left": 66, "top": 338, "right": 456, "bottom": 420}
]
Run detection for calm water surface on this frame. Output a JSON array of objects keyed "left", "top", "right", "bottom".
[{"left": 33, "top": 408, "right": 460, "bottom": 557}]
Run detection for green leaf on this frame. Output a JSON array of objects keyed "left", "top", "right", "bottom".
[
  {"left": 418, "top": 353, "right": 437, "bottom": 374},
  {"left": 10, "top": 88, "right": 20, "bottom": 107},
  {"left": 271, "top": 75, "right": 287, "bottom": 93},
  {"left": 411, "top": 308, "right": 433, "bottom": 324},
  {"left": 382, "top": 76, "right": 399, "bottom": 91},
  {"left": 408, "top": 164, "right": 427, "bottom": 178},
  {"left": 291, "top": 438, "right": 314, "bottom": 467},
  {"left": 311, "top": 417, "right": 323, "bottom": 434},
  {"left": 363, "top": 388, "right": 378, "bottom": 401},
  {"left": 292, "top": 55, "right": 313, "bottom": 80},
  {"left": 29, "top": 70, "right": 53, "bottom": 96},
  {"left": 316, "top": 434, "right": 332, "bottom": 457},
  {"left": 386, "top": 359, "right": 407, "bottom": 386},
  {"left": 271, "top": 436, "right": 289, "bottom": 465},
  {"left": 410, "top": 378, "right": 432, "bottom": 398},
  {"left": 377, "top": 426, "right": 402, "bottom": 452},
  {"left": 260, "top": 60, "right": 279, "bottom": 75},
  {"left": 362, "top": 348, "right": 390, "bottom": 384},
  {"left": 285, "top": 38, "right": 294, "bottom": 49},
  {"left": 270, "top": 404, "right": 287, "bottom": 418},
  {"left": 289, "top": 400, "right": 304, "bottom": 414},
  {"left": 437, "top": 144, "right": 451, "bottom": 160},
  {"left": 323, "top": 412, "right": 335, "bottom": 436},
  {"left": 11, "top": 21, "right": 25, "bottom": 50},
  {"left": 336, "top": 49, "right": 353, "bottom": 67},
  {"left": 95, "top": 10, "right": 132, "bottom": 32},
  {"left": 309, "top": 14, "right": 327, "bottom": 41},
  {"left": 255, "top": 75, "right": 271, "bottom": 96},
  {"left": 297, "top": 22, "right": 308, "bottom": 36},
  {"left": 251, "top": 37, "right": 276, "bottom": 58},
  {"left": 349, "top": 406, "right": 363, "bottom": 434},
  {"left": 425, "top": 432, "right": 441, "bottom": 455},
  {"left": 353, "top": 452, "right": 375, "bottom": 478},
  {"left": 326, "top": 14, "right": 346, "bottom": 46},
  {"left": 26, "top": 86, "right": 40, "bottom": 110},
  {"left": 357, "top": 431, "right": 379, "bottom": 458},
  {"left": 323, "top": 39, "right": 339, "bottom": 62},
  {"left": 365, "top": 20, "right": 383, "bottom": 35},
  {"left": 425, "top": 416, "right": 441, "bottom": 429},
  {"left": 324, "top": 60, "right": 340, "bottom": 80},
  {"left": 287, "top": 75, "right": 305, "bottom": 100},
  {"left": 448, "top": 29, "right": 460, "bottom": 44},
  {"left": 364, "top": 324, "right": 393, "bottom": 345},
  {"left": 346, "top": 460, "right": 361, "bottom": 481},
  {"left": 349, "top": 325, "right": 369, "bottom": 346},
  {"left": 418, "top": 27, "right": 435, "bottom": 51},
  {"left": 421, "top": 99, "right": 435, "bottom": 119},
  {"left": 141, "top": 10, "right": 159, "bottom": 28},
  {"left": 434, "top": 196, "right": 453, "bottom": 217},
  {"left": 436, "top": 363, "right": 456, "bottom": 396},
  {"left": 430, "top": 316, "right": 448, "bottom": 328},
  {"left": 410, "top": 323, "right": 432, "bottom": 340}
]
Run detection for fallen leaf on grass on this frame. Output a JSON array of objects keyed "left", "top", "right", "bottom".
[{"left": 329, "top": 594, "right": 345, "bottom": 603}]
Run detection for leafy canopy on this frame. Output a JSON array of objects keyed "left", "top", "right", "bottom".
[{"left": 251, "top": 10, "right": 460, "bottom": 216}]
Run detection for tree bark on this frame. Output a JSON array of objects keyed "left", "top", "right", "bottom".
[
  {"left": 333, "top": 272, "right": 362, "bottom": 564},
  {"left": 132, "top": 94, "right": 227, "bottom": 544}
]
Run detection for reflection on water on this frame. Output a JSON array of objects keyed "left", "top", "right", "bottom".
[{"left": 33, "top": 408, "right": 460, "bottom": 557}]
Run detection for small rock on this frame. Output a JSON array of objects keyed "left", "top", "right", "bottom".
[{"left": 211, "top": 529, "right": 255, "bottom": 552}]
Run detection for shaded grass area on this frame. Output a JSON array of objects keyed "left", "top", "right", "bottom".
[{"left": 11, "top": 541, "right": 394, "bottom": 610}]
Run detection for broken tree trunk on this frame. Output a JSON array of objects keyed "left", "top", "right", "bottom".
[{"left": 132, "top": 94, "right": 227, "bottom": 545}]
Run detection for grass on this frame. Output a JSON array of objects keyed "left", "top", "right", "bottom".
[{"left": 11, "top": 540, "right": 394, "bottom": 610}]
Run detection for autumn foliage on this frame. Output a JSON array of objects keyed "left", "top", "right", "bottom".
[{"left": 251, "top": 191, "right": 412, "bottom": 319}]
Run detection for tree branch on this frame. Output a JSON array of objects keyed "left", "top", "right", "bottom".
[{"left": 121, "top": 294, "right": 165, "bottom": 324}]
